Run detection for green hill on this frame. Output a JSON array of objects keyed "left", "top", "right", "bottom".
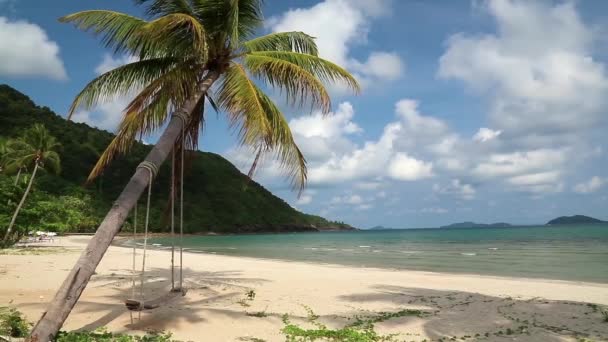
[
  {"left": 546, "top": 215, "right": 606, "bottom": 225},
  {"left": 0, "top": 84, "right": 354, "bottom": 234}
]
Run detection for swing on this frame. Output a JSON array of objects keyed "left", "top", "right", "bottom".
[{"left": 126, "top": 114, "right": 188, "bottom": 313}]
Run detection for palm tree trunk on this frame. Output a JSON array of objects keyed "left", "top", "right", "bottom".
[
  {"left": 4, "top": 163, "right": 38, "bottom": 243},
  {"left": 14, "top": 167, "right": 22, "bottom": 185},
  {"left": 28, "top": 71, "right": 220, "bottom": 341}
]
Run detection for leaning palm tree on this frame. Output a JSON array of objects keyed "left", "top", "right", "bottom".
[
  {"left": 30, "top": 0, "right": 359, "bottom": 340},
  {"left": 0, "top": 139, "right": 7, "bottom": 173},
  {"left": 3, "top": 124, "right": 61, "bottom": 244}
]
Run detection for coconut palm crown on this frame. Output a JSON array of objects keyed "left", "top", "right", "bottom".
[
  {"left": 4, "top": 124, "right": 61, "bottom": 175},
  {"left": 63, "top": 0, "right": 360, "bottom": 192}
]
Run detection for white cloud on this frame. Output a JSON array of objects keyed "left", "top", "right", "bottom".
[
  {"left": 72, "top": 54, "right": 140, "bottom": 131},
  {"left": 351, "top": 51, "right": 405, "bottom": 81},
  {"left": 290, "top": 102, "right": 361, "bottom": 138},
  {"left": 357, "top": 204, "right": 374, "bottom": 211},
  {"left": 388, "top": 153, "right": 434, "bottom": 181},
  {"left": 439, "top": 0, "right": 608, "bottom": 139},
  {"left": 331, "top": 194, "right": 363, "bottom": 205},
  {"left": 507, "top": 171, "right": 561, "bottom": 186},
  {"left": 473, "top": 149, "right": 567, "bottom": 178},
  {"left": 473, "top": 128, "right": 502, "bottom": 142},
  {"left": 421, "top": 207, "right": 448, "bottom": 214},
  {"left": 269, "top": 0, "right": 404, "bottom": 87},
  {"left": 573, "top": 176, "right": 606, "bottom": 194},
  {"left": 355, "top": 181, "right": 384, "bottom": 190},
  {"left": 95, "top": 53, "right": 138, "bottom": 74},
  {"left": 296, "top": 194, "right": 313, "bottom": 205},
  {"left": 433, "top": 179, "right": 476, "bottom": 200},
  {"left": 0, "top": 17, "right": 67, "bottom": 80}
]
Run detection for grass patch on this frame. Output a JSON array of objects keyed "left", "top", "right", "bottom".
[
  {"left": 0, "top": 307, "right": 30, "bottom": 338},
  {"left": 601, "top": 308, "right": 608, "bottom": 323},
  {"left": 279, "top": 306, "right": 426, "bottom": 342},
  {"left": 55, "top": 329, "right": 176, "bottom": 342},
  {"left": 246, "top": 311, "right": 268, "bottom": 318},
  {"left": 0, "top": 247, "right": 72, "bottom": 255},
  {"left": 349, "top": 309, "right": 426, "bottom": 329}
]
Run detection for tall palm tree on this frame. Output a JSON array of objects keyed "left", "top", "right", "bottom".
[
  {"left": 3, "top": 124, "right": 61, "bottom": 244},
  {"left": 30, "top": 0, "right": 359, "bottom": 339},
  {"left": 0, "top": 139, "right": 7, "bottom": 173}
]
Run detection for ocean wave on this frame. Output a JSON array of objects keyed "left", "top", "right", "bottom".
[
  {"left": 359, "top": 245, "right": 371, "bottom": 248},
  {"left": 461, "top": 252, "right": 477, "bottom": 256},
  {"left": 488, "top": 247, "right": 499, "bottom": 251}
]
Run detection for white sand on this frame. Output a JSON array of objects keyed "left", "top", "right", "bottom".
[{"left": 1, "top": 235, "right": 607, "bottom": 341}]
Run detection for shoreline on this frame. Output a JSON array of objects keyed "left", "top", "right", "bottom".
[
  {"left": 2, "top": 235, "right": 608, "bottom": 341},
  {"left": 113, "top": 235, "right": 608, "bottom": 288}
]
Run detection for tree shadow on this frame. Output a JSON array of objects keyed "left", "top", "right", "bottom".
[
  {"left": 18, "top": 266, "right": 271, "bottom": 335},
  {"left": 337, "top": 285, "right": 608, "bottom": 341}
]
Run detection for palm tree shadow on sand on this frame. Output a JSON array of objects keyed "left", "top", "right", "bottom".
[
  {"left": 336, "top": 285, "right": 608, "bottom": 341},
  {"left": 20, "top": 267, "right": 271, "bottom": 335}
]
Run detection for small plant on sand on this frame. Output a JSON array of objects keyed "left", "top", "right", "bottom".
[
  {"left": 0, "top": 307, "right": 30, "bottom": 338},
  {"left": 280, "top": 308, "right": 405, "bottom": 342},
  {"left": 246, "top": 289, "right": 256, "bottom": 301},
  {"left": 55, "top": 328, "right": 176, "bottom": 342},
  {"left": 601, "top": 308, "right": 608, "bottom": 322},
  {"left": 246, "top": 311, "right": 268, "bottom": 318},
  {"left": 237, "top": 299, "right": 251, "bottom": 308}
]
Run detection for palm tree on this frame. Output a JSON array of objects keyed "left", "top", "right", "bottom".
[
  {"left": 0, "top": 139, "right": 7, "bottom": 173},
  {"left": 30, "top": 0, "right": 358, "bottom": 339},
  {"left": 3, "top": 124, "right": 61, "bottom": 244}
]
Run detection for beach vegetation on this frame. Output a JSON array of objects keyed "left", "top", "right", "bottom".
[
  {"left": 0, "top": 307, "right": 30, "bottom": 338},
  {"left": 246, "top": 310, "right": 268, "bottom": 318},
  {"left": 1, "top": 124, "right": 61, "bottom": 247},
  {"left": 279, "top": 307, "right": 427, "bottom": 342},
  {"left": 601, "top": 308, "right": 608, "bottom": 322},
  {"left": 55, "top": 329, "right": 175, "bottom": 342},
  {"left": 246, "top": 289, "right": 256, "bottom": 301}
]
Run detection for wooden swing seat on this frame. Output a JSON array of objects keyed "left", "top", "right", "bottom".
[{"left": 125, "top": 288, "right": 187, "bottom": 311}]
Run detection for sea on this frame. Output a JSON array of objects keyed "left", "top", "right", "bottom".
[{"left": 146, "top": 224, "right": 608, "bottom": 283}]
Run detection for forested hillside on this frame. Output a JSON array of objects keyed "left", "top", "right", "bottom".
[{"left": 0, "top": 85, "right": 353, "bottom": 234}]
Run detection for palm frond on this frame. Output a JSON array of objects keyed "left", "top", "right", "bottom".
[
  {"left": 243, "top": 32, "right": 319, "bottom": 55},
  {"left": 86, "top": 63, "right": 201, "bottom": 181},
  {"left": 59, "top": 11, "right": 148, "bottom": 56},
  {"left": 41, "top": 151, "right": 62, "bottom": 175},
  {"left": 246, "top": 51, "right": 360, "bottom": 108},
  {"left": 216, "top": 62, "right": 307, "bottom": 192},
  {"left": 60, "top": 10, "right": 207, "bottom": 59},
  {"left": 244, "top": 53, "right": 332, "bottom": 112},
  {"left": 134, "top": 0, "right": 194, "bottom": 17},
  {"left": 66, "top": 57, "right": 179, "bottom": 119},
  {"left": 192, "top": 0, "right": 263, "bottom": 47}
]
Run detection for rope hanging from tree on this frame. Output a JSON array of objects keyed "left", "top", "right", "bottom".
[{"left": 126, "top": 114, "right": 188, "bottom": 315}]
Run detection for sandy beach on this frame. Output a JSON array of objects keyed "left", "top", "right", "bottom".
[{"left": 1, "top": 235, "right": 607, "bottom": 341}]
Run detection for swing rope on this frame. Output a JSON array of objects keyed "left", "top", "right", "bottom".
[
  {"left": 173, "top": 111, "right": 188, "bottom": 291},
  {"left": 132, "top": 161, "right": 158, "bottom": 316},
  {"left": 128, "top": 112, "right": 188, "bottom": 317}
]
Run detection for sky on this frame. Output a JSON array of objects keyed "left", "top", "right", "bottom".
[{"left": 1, "top": 0, "right": 607, "bottom": 228}]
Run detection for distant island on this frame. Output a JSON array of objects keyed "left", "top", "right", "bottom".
[
  {"left": 369, "top": 225, "right": 392, "bottom": 230},
  {"left": 440, "top": 222, "right": 512, "bottom": 229},
  {"left": 546, "top": 215, "right": 607, "bottom": 225}
]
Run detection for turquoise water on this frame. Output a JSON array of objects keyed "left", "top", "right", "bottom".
[{"left": 147, "top": 225, "right": 608, "bottom": 283}]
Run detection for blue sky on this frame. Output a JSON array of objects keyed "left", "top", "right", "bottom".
[{"left": 1, "top": 0, "right": 607, "bottom": 228}]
